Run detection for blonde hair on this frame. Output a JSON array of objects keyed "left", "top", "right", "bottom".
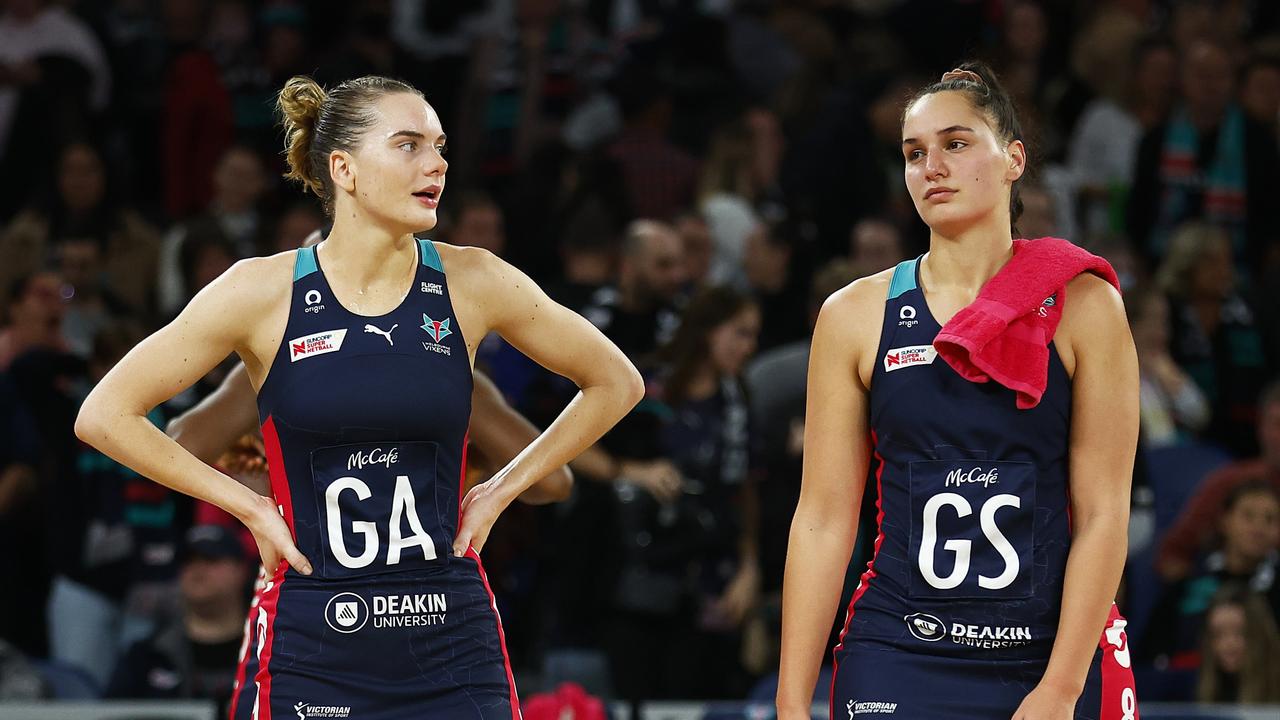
[
  {"left": 276, "top": 75, "right": 424, "bottom": 214},
  {"left": 1155, "top": 222, "right": 1231, "bottom": 298}
]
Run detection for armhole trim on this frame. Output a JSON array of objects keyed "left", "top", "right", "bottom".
[
  {"left": 293, "top": 246, "right": 318, "bottom": 281},
  {"left": 887, "top": 258, "right": 919, "bottom": 300},
  {"left": 418, "top": 238, "right": 443, "bottom": 273}
]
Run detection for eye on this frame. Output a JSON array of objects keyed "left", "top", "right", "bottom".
[
  {"left": 435, "top": 144, "right": 448, "bottom": 156},
  {"left": 398, "top": 141, "right": 417, "bottom": 152},
  {"left": 947, "top": 140, "right": 968, "bottom": 150},
  {"left": 906, "top": 149, "right": 924, "bottom": 161}
]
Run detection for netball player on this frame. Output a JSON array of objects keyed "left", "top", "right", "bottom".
[
  {"left": 777, "top": 64, "right": 1139, "bottom": 719},
  {"left": 75, "top": 75, "right": 643, "bottom": 718}
]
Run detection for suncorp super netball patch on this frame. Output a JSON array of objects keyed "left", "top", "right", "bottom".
[
  {"left": 884, "top": 344, "right": 937, "bottom": 372},
  {"left": 289, "top": 329, "right": 348, "bottom": 362}
]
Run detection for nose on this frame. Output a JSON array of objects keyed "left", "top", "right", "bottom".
[
  {"left": 426, "top": 147, "right": 448, "bottom": 177},
  {"left": 924, "top": 148, "right": 948, "bottom": 179}
]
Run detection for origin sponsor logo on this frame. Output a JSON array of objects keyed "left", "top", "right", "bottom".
[
  {"left": 949, "top": 623, "right": 1032, "bottom": 649},
  {"left": 289, "top": 329, "right": 347, "bottom": 362},
  {"left": 294, "top": 702, "right": 350, "bottom": 719},
  {"left": 883, "top": 345, "right": 936, "bottom": 372},
  {"left": 848, "top": 700, "right": 898, "bottom": 716},
  {"left": 904, "top": 612, "right": 947, "bottom": 642},
  {"left": 944, "top": 466, "right": 1000, "bottom": 489}
]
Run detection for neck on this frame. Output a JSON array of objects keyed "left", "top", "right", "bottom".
[
  {"left": 1221, "top": 548, "right": 1259, "bottom": 576},
  {"left": 321, "top": 211, "right": 418, "bottom": 289},
  {"left": 184, "top": 603, "right": 245, "bottom": 643},
  {"left": 686, "top": 365, "right": 719, "bottom": 401},
  {"left": 922, "top": 218, "right": 1014, "bottom": 293}
]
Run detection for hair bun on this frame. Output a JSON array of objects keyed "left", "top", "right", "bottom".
[
  {"left": 277, "top": 76, "right": 327, "bottom": 198},
  {"left": 941, "top": 68, "right": 984, "bottom": 85}
]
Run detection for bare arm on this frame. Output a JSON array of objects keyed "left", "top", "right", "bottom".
[
  {"left": 164, "top": 362, "right": 272, "bottom": 496},
  {"left": 469, "top": 370, "right": 573, "bottom": 504},
  {"left": 446, "top": 246, "right": 644, "bottom": 554},
  {"left": 75, "top": 256, "right": 312, "bottom": 575},
  {"left": 777, "top": 279, "right": 882, "bottom": 717},
  {"left": 1017, "top": 274, "right": 1138, "bottom": 716}
]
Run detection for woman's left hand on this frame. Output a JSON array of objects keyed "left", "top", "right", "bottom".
[
  {"left": 1010, "top": 681, "right": 1078, "bottom": 720},
  {"left": 453, "top": 480, "right": 514, "bottom": 556}
]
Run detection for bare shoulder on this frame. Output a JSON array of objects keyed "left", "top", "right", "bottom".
[
  {"left": 191, "top": 251, "right": 296, "bottom": 368},
  {"left": 435, "top": 243, "right": 503, "bottom": 279},
  {"left": 815, "top": 268, "right": 892, "bottom": 387},
  {"left": 819, "top": 268, "right": 892, "bottom": 337},
  {"left": 207, "top": 252, "right": 296, "bottom": 314},
  {"left": 1056, "top": 272, "right": 1129, "bottom": 375}
]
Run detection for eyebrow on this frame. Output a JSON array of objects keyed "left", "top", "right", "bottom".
[
  {"left": 388, "top": 131, "right": 448, "bottom": 143},
  {"left": 902, "top": 125, "right": 977, "bottom": 146}
]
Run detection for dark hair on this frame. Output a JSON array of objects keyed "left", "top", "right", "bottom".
[
  {"left": 1222, "top": 478, "right": 1280, "bottom": 517},
  {"left": 658, "top": 286, "right": 757, "bottom": 407},
  {"left": 277, "top": 75, "right": 424, "bottom": 215},
  {"left": 902, "top": 61, "right": 1026, "bottom": 230},
  {"left": 1197, "top": 583, "right": 1280, "bottom": 703}
]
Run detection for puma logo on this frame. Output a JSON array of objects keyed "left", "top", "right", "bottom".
[{"left": 363, "top": 323, "right": 398, "bottom": 346}]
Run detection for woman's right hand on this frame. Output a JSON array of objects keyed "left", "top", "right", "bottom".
[{"left": 242, "top": 493, "right": 312, "bottom": 575}]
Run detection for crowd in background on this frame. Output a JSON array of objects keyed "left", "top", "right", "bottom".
[{"left": 0, "top": 0, "right": 1279, "bottom": 712}]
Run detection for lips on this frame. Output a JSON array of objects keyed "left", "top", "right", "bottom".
[
  {"left": 412, "top": 185, "right": 442, "bottom": 209},
  {"left": 925, "top": 187, "right": 957, "bottom": 200}
]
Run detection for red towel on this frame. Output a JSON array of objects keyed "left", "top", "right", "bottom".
[{"left": 933, "top": 237, "right": 1119, "bottom": 409}]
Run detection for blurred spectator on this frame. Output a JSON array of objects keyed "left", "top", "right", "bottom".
[
  {"left": 1239, "top": 54, "right": 1280, "bottom": 142},
  {"left": 0, "top": 141, "right": 160, "bottom": 320},
  {"left": 674, "top": 211, "right": 713, "bottom": 291},
  {"left": 1143, "top": 480, "right": 1279, "bottom": 668},
  {"left": 445, "top": 191, "right": 508, "bottom": 257},
  {"left": 745, "top": 259, "right": 862, "bottom": 675},
  {"left": 46, "top": 321, "right": 182, "bottom": 691},
  {"left": 107, "top": 524, "right": 250, "bottom": 716},
  {"left": 0, "top": 372, "right": 43, "bottom": 658},
  {"left": 1197, "top": 584, "right": 1280, "bottom": 703},
  {"left": 608, "top": 286, "right": 761, "bottom": 703},
  {"left": 607, "top": 69, "right": 700, "bottom": 222},
  {"left": 0, "top": 271, "right": 70, "bottom": 372},
  {"left": 0, "top": 0, "right": 111, "bottom": 220},
  {"left": 1156, "top": 223, "right": 1270, "bottom": 456},
  {"left": 157, "top": 145, "right": 266, "bottom": 316},
  {"left": 742, "top": 223, "right": 805, "bottom": 352},
  {"left": 698, "top": 108, "right": 787, "bottom": 288},
  {"left": 848, "top": 218, "right": 905, "bottom": 278},
  {"left": 1128, "top": 39, "right": 1280, "bottom": 278},
  {"left": 1016, "top": 182, "right": 1061, "bottom": 240},
  {"left": 581, "top": 219, "right": 685, "bottom": 361},
  {"left": 1067, "top": 36, "right": 1177, "bottom": 240},
  {"left": 1124, "top": 283, "right": 1211, "bottom": 450},
  {"left": 266, "top": 201, "right": 324, "bottom": 256},
  {"left": 1159, "top": 381, "right": 1280, "bottom": 580},
  {"left": 160, "top": 0, "right": 234, "bottom": 219}
]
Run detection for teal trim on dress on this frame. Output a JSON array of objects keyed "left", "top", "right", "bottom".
[
  {"left": 887, "top": 258, "right": 919, "bottom": 299},
  {"left": 293, "top": 245, "right": 319, "bottom": 281},
  {"left": 418, "top": 238, "right": 443, "bottom": 273}
]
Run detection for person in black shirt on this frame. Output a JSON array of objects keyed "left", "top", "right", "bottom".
[{"left": 108, "top": 524, "right": 251, "bottom": 715}]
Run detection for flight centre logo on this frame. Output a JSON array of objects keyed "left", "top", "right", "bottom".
[
  {"left": 325, "top": 591, "right": 448, "bottom": 634},
  {"left": 420, "top": 314, "right": 452, "bottom": 355}
]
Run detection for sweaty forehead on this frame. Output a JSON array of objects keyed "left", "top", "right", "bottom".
[{"left": 902, "top": 91, "right": 994, "bottom": 139}]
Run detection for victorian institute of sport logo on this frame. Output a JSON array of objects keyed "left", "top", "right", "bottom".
[
  {"left": 324, "top": 592, "right": 369, "bottom": 634},
  {"left": 420, "top": 314, "right": 452, "bottom": 355}
]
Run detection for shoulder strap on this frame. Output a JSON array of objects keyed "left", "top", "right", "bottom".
[
  {"left": 887, "top": 257, "right": 919, "bottom": 300},
  {"left": 293, "top": 245, "right": 319, "bottom": 281},
  {"left": 417, "top": 237, "right": 443, "bottom": 273}
]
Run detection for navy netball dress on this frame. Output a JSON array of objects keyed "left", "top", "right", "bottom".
[
  {"left": 830, "top": 258, "right": 1136, "bottom": 720},
  {"left": 247, "top": 239, "right": 518, "bottom": 719}
]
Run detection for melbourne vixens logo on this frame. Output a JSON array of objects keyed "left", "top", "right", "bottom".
[{"left": 421, "top": 314, "right": 453, "bottom": 355}]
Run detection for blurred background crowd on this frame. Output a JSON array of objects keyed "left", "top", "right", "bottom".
[{"left": 0, "top": 0, "right": 1278, "bottom": 714}]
